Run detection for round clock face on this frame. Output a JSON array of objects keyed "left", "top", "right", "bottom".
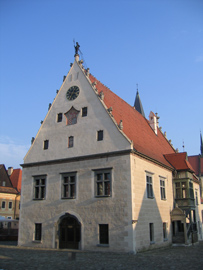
[{"left": 66, "top": 86, "right": 80, "bottom": 101}]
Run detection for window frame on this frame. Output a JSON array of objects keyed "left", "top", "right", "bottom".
[
  {"left": 97, "top": 130, "right": 103, "bottom": 141},
  {"left": 43, "top": 140, "right": 49, "bottom": 150},
  {"left": 94, "top": 169, "right": 112, "bottom": 197},
  {"left": 61, "top": 172, "right": 77, "bottom": 199},
  {"left": 163, "top": 222, "right": 168, "bottom": 241},
  {"left": 1, "top": 201, "right": 6, "bottom": 209},
  {"left": 149, "top": 223, "right": 154, "bottom": 244},
  {"left": 99, "top": 224, "right": 109, "bottom": 245},
  {"left": 57, "top": 113, "right": 63, "bottom": 122},
  {"left": 35, "top": 223, "right": 42, "bottom": 241},
  {"left": 8, "top": 201, "right": 12, "bottom": 209},
  {"left": 160, "top": 178, "right": 166, "bottom": 200},
  {"left": 175, "top": 181, "right": 187, "bottom": 199},
  {"left": 146, "top": 174, "right": 154, "bottom": 199},
  {"left": 82, "top": 107, "right": 88, "bottom": 117},
  {"left": 33, "top": 176, "right": 46, "bottom": 200},
  {"left": 68, "top": 136, "right": 74, "bottom": 148}
]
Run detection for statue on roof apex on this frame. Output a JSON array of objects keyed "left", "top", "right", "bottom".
[{"left": 74, "top": 42, "right": 80, "bottom": 56}]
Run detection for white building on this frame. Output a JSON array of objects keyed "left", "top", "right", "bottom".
[{"left": 18, "top": 48, "right": 202, "bottom": 252}]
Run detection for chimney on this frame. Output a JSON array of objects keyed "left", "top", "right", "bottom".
[
  {"left": 149, "top": 111, "right": 158, "bottom": 135},
  {"left": 8, "top": 167, "right": 13, "bottom": 176}
]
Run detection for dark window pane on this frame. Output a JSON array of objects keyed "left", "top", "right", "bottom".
[
  {"left": 35, "top": 223, "right": 42, "bottom": 241},
  {"left": 99, "top": 224, "right": 109, "bottom": 244},
  {"left": 97, "top": 130, "right": 103, "bottom": 141},
  {"left": 97, "top": 183, "right": 103, "bottom": 196},
  {"left": 44, "top": 140, "right": 49, "bottom": 150},
  {"left": 68, "top": 136, "right": 74, "bottom": 148},
  {"left": 82, "top": 107, "right": 87, "bottom": 117},
  {"left": 57, "top": 113, "right": 62, "bottom": 122}
]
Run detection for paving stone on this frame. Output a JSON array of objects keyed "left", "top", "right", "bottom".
[{"left": 0, "top": 241, "right": 202, "bottom": 269}]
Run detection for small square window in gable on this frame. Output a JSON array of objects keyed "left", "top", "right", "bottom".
[
  {"left": 97, "top": 130, "right": 103, "bottom": 141},
  {"left": 82, "top": 107, "right": 87, "bottom": 117},
  {"left": 64, "top": 106, "right": 80, "bottom": 125},
  {"left": 68, "top": 136, "right": 74, "bottom": 148},
  {"left": 57, "top": 113, "right": 63, "bottom": 122},
  {"left": 43, "top": 140, "right": 49, "bottom": 150}
]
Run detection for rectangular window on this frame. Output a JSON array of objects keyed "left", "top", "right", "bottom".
[
  {"left": 195, "top": 190, "right": 198, "bottom": 205},
  {"left": 99, "top": 224, "right": 109, "bottom": 245},
  {"left": 1, "top": 201, "right": 5, "bottom": 209},
  {"left": 149, "top": 223, "right": 154, "bottom": 243},
  {"left": 146, "top": 175, "right": 153, "bottom": 198},
  {"left": 35, "top": 223, "right": 42, "bottom": 241},
  {"left": 97, "top": 130, "right": 103, "bottom": 141},
  {"left": 189, "top": 182, "right": 194, "bottom": 199},
  {"left": 160, "top": 178, "right": 166, "bottom": 200},
  {"left": 82, "top": 107, "right": 87, "bottom": 117},
  {"left": 62, "top": 173, "right": 76, "bottom": 199},
  {"left": 68, "top": 136, "right": 74, "bottom": 148},
  {"left": 163, "top": 222, "right": 167, "bottom": 241},
  {"left": 57, "top": 113, "right": 63, "bottom": 122},
  {"left": 43, "top": 140, "right": 49, "bottom": 150},
  {"left": 8, "top": 202, "right": 12, "bottom": 209},
  {"left": 95, "top": 169, "right": 111, "bottom": 197},
  {"left": 34, "top": 176, "right": 46, "bottom": 200},
  {"left": 175, "top": 182, "right": 187, "bottom": 199}
]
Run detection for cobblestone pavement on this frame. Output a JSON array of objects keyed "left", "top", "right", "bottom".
[{"left": 0, "top": 241, "right": 203, "bottom": 270}]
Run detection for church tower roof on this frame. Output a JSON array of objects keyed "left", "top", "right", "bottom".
[
  {"left": 201, "top": 132, "right": 203, "bottom": 156},
  {"left": 134, "top": 90, "right": 145, "bottom": 117}
]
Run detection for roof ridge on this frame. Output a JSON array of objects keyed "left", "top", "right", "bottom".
[{"left": 89, "top": 73, "right": 135, "bottom": 110}]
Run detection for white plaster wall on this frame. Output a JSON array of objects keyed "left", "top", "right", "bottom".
[
  {"left": 24, "top": 61, "right": 130, "bottom": 164},
  {"left": 193, "top": 181, "right": 203, "bottom": 240},
  {"left": 19, "top": 154, "right": 134, "bottom": 252},
  {"left": 130, "top": 155, "right": 173, "bottom": 252}
]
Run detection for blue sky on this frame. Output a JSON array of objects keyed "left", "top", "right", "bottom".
[{"left": 0, "top": 0, "right": 203, "bottom": 169}]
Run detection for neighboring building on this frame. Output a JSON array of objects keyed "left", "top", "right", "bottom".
[
  {"left": 188, "top": 134, "right": 203, "bottom": 203},
  {"left": 0, "top": 165, "right": 21, "bottom": 221},
  {"left": 18, "top": 48, "right": 203, "bottom": 252},
  {"left": 165, "top": 152, "right": 202, "bottom": 243}
]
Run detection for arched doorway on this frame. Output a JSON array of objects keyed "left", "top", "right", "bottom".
[{"left": 59, "top": 214, "right": 81, "bottom": 249}]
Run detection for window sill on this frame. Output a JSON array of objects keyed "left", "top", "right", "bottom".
[
  {"left": 32, "top": 240, "right": 42, "bottom": 244},
  {"left": 61, "top": 197, "right": 76, "bottom": 200},
  {"left": 95, "top": 195, "right": 111, "bottom": 198},
  {"left": 164, "top": 238, "right": 168, "bottom": 242},
  {"left": 150, "top": 241, "right": 155, "bottom": 245},
  {"left": 147, "top": 197, "right": 154, "bottom": 199},
  {"left": 33, "top": 198, "right": 46, "bottom": 201},
  {"left": 97, "top": 244, "right": 109, "bottom": 247},
  {"left": 161, "top": 198, "right": 167, "bottom": 201}
]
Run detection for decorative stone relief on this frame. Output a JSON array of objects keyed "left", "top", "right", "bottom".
[{"left": 64, "top": 106, "right": 80, "bottom": 125}]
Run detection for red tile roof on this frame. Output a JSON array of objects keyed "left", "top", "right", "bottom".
[
  {"left": 0, "top": 186, "right": 18, "bottom": 194},
  {"left": 9, "top": 169, "right": 22, "bottom": 193},
  {"left": 89, "top": 74, "right": 175, "bottom": 168},
  {"left": 188, "top": 155, "right": 203, "bottom": 176},
  {"left": 164, "top": 152, "right": 195, "bottom": 172}
]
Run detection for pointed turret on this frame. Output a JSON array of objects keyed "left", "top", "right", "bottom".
[
  {"left": 134, "top": 90, "right": 145, "bottom": 117},
  {"left": 200, "top": 132, "right": 203, "bottom": 156}
]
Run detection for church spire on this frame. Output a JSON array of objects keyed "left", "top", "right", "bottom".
[
  {"left": 134, "top": 85, "right": 145, "bottom": 117},
  {"left": 200, "top": 131, "right": 203, "bottom": 156}
]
